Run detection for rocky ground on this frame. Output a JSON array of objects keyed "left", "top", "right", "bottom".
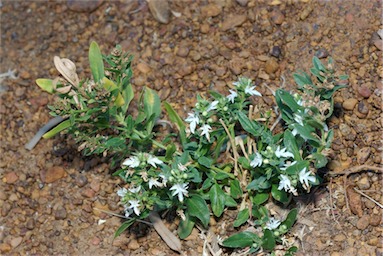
[{"left": 0, "top": 0, "right": 382, "bottom": 255}]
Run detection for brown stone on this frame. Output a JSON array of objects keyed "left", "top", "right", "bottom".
[
  {"left": 136, "top": 62, "right": 151, "bottom": 74},
  {"left": 356, "top": 215, "right": 370, "bottom": 230},
  {"left": 54, "top": 206, "right": 67, "bottom": 220},
  {"left": 369, "top": 214, "right": 382, "bottom": 226},
  {"left": 67, "top": 0, "right": 103, "bottom": 13},
  {"left": 127, "top": 238, "right": 140, "bottom": 250},
  {"left": 271, "top": 10, "right": 285, "bottom": 25},
  {"left": 342, "top": 98, "right": 358, "bottom": 110},
  {"left": 147, "top": 0, "right": 170, "bottom": 24},
  {"left": 356, "top": 147, "right": 371, "bottom": 165},
  {"left": 201, "top": 4, "right": 222, "bottom": 17},
  {"left": 40, "top": 166, "right": 66, "bottom": 183},
  {"left": 347, "top": 186, "right": 363, "bottom": 217},
  {"left": 221, "top": 14, "right": 247, "bottom": 31},
  {"left": 265, "top": 58, "right": 279, "bottom": 74},
  {"left": 4, "top": 172, "right": 18, "bottom": 184}
]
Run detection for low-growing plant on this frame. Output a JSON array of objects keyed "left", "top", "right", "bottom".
[{"left": 35, "top": 42, "right": 347, "bottom": 254}]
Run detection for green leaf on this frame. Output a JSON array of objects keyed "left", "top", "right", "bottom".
[
  {"left": 325, "top": 129, "right": 334, "bottom": 148},
  {"left": 89, "top": 41, "right": 105, "bottom": 82},
  {"left": 42, "top": 119, "right": 71, "bottom": 139},
  {"left": 114, "top": 218, "right": 135, "bottom": 238},
  {"left": 186, "top": 195, "right": 210, "bottom": 227},
  {"left": 143, "top": 87, "right": 161, "bottom": 133},
  {"left": 222, "top": 231, "right": 260, "bottom": 248},
  {"left": 178, "top": 214, "right": 195, "bottom": 239},
  {"left": 233, "top": 209, "right": 249, "bottom": 227},
  {"left": 262, "top": 229, "right": 276, "bottom": 251},
  {"left": 252, "top": 193, "right": 269, "bottom": 206},
  {"left": 247, "top": 176, "right": 271, "bottom": 191},
  {"left": 313, "top": 153, "right": 328, "bottom": 168},
  {"left": 165, "top": 144, "right": 176, "bottom": 160},
  {"left": 238, "top": 112, "right": 264, "bottom": 137},
  {"left": 293, "top": 72, "right": 313, "bottom": 89},
  {"left": 282, "top": 208, "right": 298, "bottom": 230},
  {"left": 36, "top": 78, "right": 54, "bottom": 93},
  {"left": 163, "top": 101, "right": 187, "bottom": 146},
  {"left": 198, "top": 156, "right": 213, "bottom": 168},
  {"left": 121, "top": 83, "right": 134, "bottom": 113},
  {"left": 283, "top": 130, "right": 301, "bottom": 160},
  {"left": 312, "top": 56, "right": 327, "bottom": 72},
  {"left": 230, "top": 179, "right": 243, "bottom": 199},
  {"left": 224, "top": 195, "right": 238, "bottom": 207},
  {"left": 209, "top": 184, "right": 226, "bottom": 217},
  {"left": 238, "top": 156, "right": 251, "bottom": 169},
  {"left": 271, "top": 184, "right": 289, "bottom": 203},
  {"left": 201, "top": 177, "right": 213, "bottom": 190}
]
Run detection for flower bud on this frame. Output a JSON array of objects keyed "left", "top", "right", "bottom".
[
  {"left": 202, "top": 111, "right": 208, "bottom": 117},
  {"left": 263, "top": 159, "right": 269, "bottom": 164}
]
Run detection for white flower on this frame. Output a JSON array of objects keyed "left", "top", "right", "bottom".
[
  {"left": 226, "top": 89, "right": 238, "bottom": 103},
  {"left": 278, "top": 174, "right": 293, "bottom": 192},
  {"left": 266, "top": 217, "right": 281, "bottom": 230},
  {"left": 299, "top": 168, "right": 316, "bottom": 188},
  {"left": 159, "top": 174, "right": 168, "bottom": 187},
  {"left": 275, "top": 146, "right": 294, "bottom": 159},
  {"left": 117, "top": 187, "right": 128, "bottom": 197},
  {"left": 170, "top": 183, "right": 189, "bottom": 202},
  {"left": 147, "top": 155, "right": 163, "bottom": 167},
  {"left": 244, "top": 85, "right": 262, "bottom": 97},
  {"left": 199, "top": 124, "right": 212, "bottom": 141},
  {"left": 206, "top": 100, "right": 219, "bottom": 112},
  {"left": 128, "top": 185, "right": 141, "bottom": 193},
  {"left": 185, "top": 112, "right": 199, "bottom": 134},
  {"left": 148, "top": 177, "right": 162, "bottom": 189},
  {"left": 128, "top": 200, "right": 141, "bottom": 216},
  {"left": 280, "top": 161, "right": 297, "bottom": 171},
  {"left": 250, "top": 152, "right": 263, "bottom": 167},
  {"left": 122, "top": 156, "right": 140, "bottom": 168}
]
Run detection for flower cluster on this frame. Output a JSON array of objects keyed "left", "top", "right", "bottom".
[{"left": 185, "top": 77, "right": 262, "bottom": 142}]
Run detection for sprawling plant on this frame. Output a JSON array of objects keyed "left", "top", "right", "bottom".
[{"left": 35, "top": 42, "right": 347, "bottom": 254}]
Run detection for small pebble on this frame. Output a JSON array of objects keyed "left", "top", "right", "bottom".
[
  {"left": 221, "top": 14, "right": 247, "bottom": 31},
  {"left": 40, "top": 166, "right": 66, "bottom": 183},
  {"left": 136, "top": 62, "right": 151, "bottom": 74},
  {"left": 127, "top": 239, "right": 140, "bottom": 250},
  {"left": 75, "top": 175, "right": 88, "bottom": 188},
  {"left": 356, "top": 175, "right": 371, "bottom": 190},
  {"left": 270, "top": 45, "right": 282, "bottom": 58},
  {"left": 271, "top": 10, "right": 285, "bottom": 25},
  {"left": 357, "top": 147, "right": 371, "bottom": 165},
  {"left": 357, "top": 100, "right": 369, "bottom": 115},
  {"left": 356, "top": 215, "right": 370, "bottom": 230},
  {"left": 201, "top": 4, "right": 222, "bottom": 17},
  {"left": 0, "top": 243, "right": 11, "bottom": 253},
  {"left": 4, "top": 172, "right": 18, "bottom": 184},
  {"left": 369, "top": 214, "right": 382, "bottom": 226},
  {"left": 315, "top": 48, "right": 329, "bottom": 59},
  {"left": 148, "top": 0, "right": 170, "bottom": 24},
  {"left": 176, "top": 46, "right": 189, "bottom": 57},
  {"left": 342, "top": 98, "right": 358, "bottom": 110},
  {"left": 10, "top": 237, "right": 23, "bottom": 248},
  {"left": 54, "top": 206, "right": 67, "bottom": 220},
  {"left": 67, "top": 0, "right": 103, "bottom": 13},
  {"left": 265, "top": 58, "right": 279, "bottom": 74},
  {"left": 358, "top": 84, "right": 372, "bottom": 98}
]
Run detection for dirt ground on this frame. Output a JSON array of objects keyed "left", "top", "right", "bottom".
[{"left": 0, "top": 0, "right": 382, "bottom": 255}]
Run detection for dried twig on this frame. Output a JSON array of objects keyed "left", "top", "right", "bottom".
[
  {"left": 327, "top": 164, "right": 383, "bottom": 211},
  {"left": 353, "top": 188, "right": 383, "bottom": 209}
]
